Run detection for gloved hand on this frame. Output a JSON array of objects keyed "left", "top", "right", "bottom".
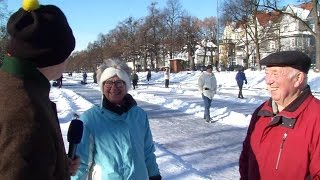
[{"left": 245, "top": 81, "right": 247, "bottom": 84}]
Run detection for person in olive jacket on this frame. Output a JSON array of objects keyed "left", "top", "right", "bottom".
[
  {"left": 239, "top": 51, "right": 320, "bottom": 179},
  {"left": 0, "top": 0, "right": 80, "bottom": 179}
]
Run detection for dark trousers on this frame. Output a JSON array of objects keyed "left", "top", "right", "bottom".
[
  {"left": 238, "top": 83, "right": 243, "bottom": 98},
  {"left": 202, "top": 94, "right": 212, "bottom": 119},
  {"left": 165, "top": 79, "right": 169, "bottom": 88},
  {"left": 58, "top": 80, "right": 62, "bottom": 88},
  {"left": 132, "top": 80, "right": 138, "bottom": 89}
]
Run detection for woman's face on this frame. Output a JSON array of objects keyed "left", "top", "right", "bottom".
[{"left": 102, "top": 75, "right": 127, "bottom": 104}]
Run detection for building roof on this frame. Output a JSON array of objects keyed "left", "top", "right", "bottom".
[
  {"left": 285, "top": 4, "right": 311, "bottom": 20},
  {"left": 256, "top": 11, "right": 281, "bottom": 27},
  {"left": 299, "top": 2, "right": 313, "bottom": 11}
]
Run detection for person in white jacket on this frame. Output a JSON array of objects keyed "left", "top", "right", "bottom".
[{"left": 198, "top": 65, "right": 217, "bottom": 122}]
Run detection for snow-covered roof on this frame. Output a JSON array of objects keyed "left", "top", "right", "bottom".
[{"left": 285, "top": 4, "right": 310, "bottom": 20}]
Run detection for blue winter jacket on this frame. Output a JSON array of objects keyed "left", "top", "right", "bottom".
[
  {"left": 72, "top": 96, "right": 160, "bottom": 180},
  {"left": 235, "top": 71, "right": 247, "bottom": 86}
]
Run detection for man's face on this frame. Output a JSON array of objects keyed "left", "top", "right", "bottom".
[
  {"left": 38, "top": 60, "right": 68, "bottom": 81},
  {"left": 102, "top": 75, "right": 127, "bottom": 105},
  {"left": 265, "top": 66, "right": 298, "bottom": 106}
]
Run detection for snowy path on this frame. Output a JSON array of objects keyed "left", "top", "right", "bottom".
[
  {"left": 53, "top": 71, "right": 320, "bottom": 180},
  {"left": 59, "top": 82, "right": 252, "bottom": 179}
]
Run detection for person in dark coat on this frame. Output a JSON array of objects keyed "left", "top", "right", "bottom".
[
  {"left": 82, "top": 72, "right": 87, "bottom": 84},
  {"left": 0, "top": 0, "right": 79, "bottom": 179},
  {"left": 132, "top": 71, "right": 139, "bottom": 89},
  {"left": 147, "top": 69, "right": 151, "bottom": 82},
  {"left": 235, "top": 68, "right": 247, "bottom": 99},
  {"left": 93, "top": 71, "right": 97, "bottom": 83},
  {"left": 57, "top": 75, "right": 63, "bottom": 88},
  {"left": 239, "top": 51, "right": 320, "bottom": 179}
]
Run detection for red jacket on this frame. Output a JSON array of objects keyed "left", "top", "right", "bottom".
[{"left": 239, "top": 87, "right": 320, "bottom": 180}]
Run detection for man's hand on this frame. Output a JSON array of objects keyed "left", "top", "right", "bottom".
[{"left": 68, "top": 155, "right": 80, "bottom": 176}]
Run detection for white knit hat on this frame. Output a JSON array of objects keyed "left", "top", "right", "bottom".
[
  {"left": 96, "top": 59, "right": 132, "bottom": 93},
  {"left": 98, "top": 67, "right": 131, "bottom": 92}
]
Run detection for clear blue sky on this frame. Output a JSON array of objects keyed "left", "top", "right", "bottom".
[{"left": 8, "top": 0, "right": 298, "bottom": 51}]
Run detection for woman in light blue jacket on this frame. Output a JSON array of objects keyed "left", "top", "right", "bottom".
[{"left": 72, "top": 59, "right": 161, "bottom": 180}]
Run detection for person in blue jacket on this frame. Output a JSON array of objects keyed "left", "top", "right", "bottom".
[
  {"left": 235, "top": 68, "right": 247, "bottom": 99},
  {"left": 72, "top": 58, "right": 161, "bottom": 180}
]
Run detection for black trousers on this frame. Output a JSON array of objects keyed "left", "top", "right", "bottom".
[
  {"left": 238, "top": 83, "right": 243, "bottom": 98},
  {"left": 165, "top": 79, "right": 169, "bottom": 88},
  {"left": 132, "top": 80, "right": 138, "bottom": 89}
]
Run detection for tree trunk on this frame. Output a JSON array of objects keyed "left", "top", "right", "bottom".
[
  {"left": 143, "top": 50, "right": 148, "bottom": 71},
  {"left": 133, "top": 58, "right": 136, "bottom": 72},
  {"left": 202, "top": 47, "right": 207, "bottom": 66},
  {"left": 253, "top": 11, "right": 261, "bottom": 71},
  {"left": 313, "top": 0, "right": 320, "bottom": 71},
  {"left": 210, "top": 50, "right": 214, "bottom": 65},
  {"left": 188, "top": 48, "right": 195, "bottom": 71}
]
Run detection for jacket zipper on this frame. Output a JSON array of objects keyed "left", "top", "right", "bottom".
[{"left": 275, "top": 132, "right": 287, "bottom": 170}]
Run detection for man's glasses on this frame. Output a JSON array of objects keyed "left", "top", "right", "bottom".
[{"left": 104, "top": 80, "right": 125, "bottom": 88}]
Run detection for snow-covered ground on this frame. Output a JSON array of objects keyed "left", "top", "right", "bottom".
[{"left": 50, "top": 69, "right": 320, "bottom": 179}]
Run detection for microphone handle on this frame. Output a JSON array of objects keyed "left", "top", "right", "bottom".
[{"left": 68, "top": 143, "right": 77, "bottom": 159}]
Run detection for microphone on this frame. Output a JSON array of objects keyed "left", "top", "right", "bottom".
[{"left": 67, "top": 114, "right": 83, "bottom": 159}]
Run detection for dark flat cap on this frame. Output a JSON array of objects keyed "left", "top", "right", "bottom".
[
  {"left": 260, "top": 51, "right": 311, "bottom": 73},
  {"left": 206, "top": 65, "right": 213, "bottom": 69}
]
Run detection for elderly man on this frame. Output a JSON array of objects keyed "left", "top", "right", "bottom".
[{"left": 239, "top": 51, "right": 320, "bottom": 179}]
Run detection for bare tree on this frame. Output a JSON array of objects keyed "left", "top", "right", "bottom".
[
  {"left": 198, "top": 17, "right": 219, "bottom": 66},
  {"left": 180, "top": 16, "right": 202, "bottom": 70},
  {"left": 0, "top": 0, "right": 9, "bottom": 65},
  {"left": 262, "top": 0, "right": 320, "bottom": 70},
  {"left": 222, "top": 0, "right": 263, "bottom": 69},
  {"left": 142, "top": 2, "right": 167, "bottom": 70},
  {"left": 120, "top": 17, "right": 142, "bottom": 71},
  {"left": 163, "top": 0, "right": 184, "bottom": 59}
]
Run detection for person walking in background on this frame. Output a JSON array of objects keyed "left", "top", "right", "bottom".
[
  {"left": 57, "top": 75, "right": 63, "bottom": 88},
  {"left": 81, "top": 71, "right": 87, "bottom": 84},
  {"left": 0, "top": 0, "right": 80, "bottom": 179},
  {"left": 198, "top": 65, "right": 217, "bottom": 123},
  {"left": 147, "top": 69, "right": 152, "bottom": 82},
  {"left": 235, "top": 68, "right": 247, "bottom": 99},
  {"left": 132, "top": 70, "right": 139, "bottom": 89},
  {"left": 239, "top": 51, "right": 320, "bottom": 179},
  {"left": 72, "top": 59, "right": 162, "bottom": 180},
  {"left": 164, "top": 67, "right": 170, "bottom": 88},
  {"left": 93, "top": 71, "right": 97, "bottom": 83}
]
